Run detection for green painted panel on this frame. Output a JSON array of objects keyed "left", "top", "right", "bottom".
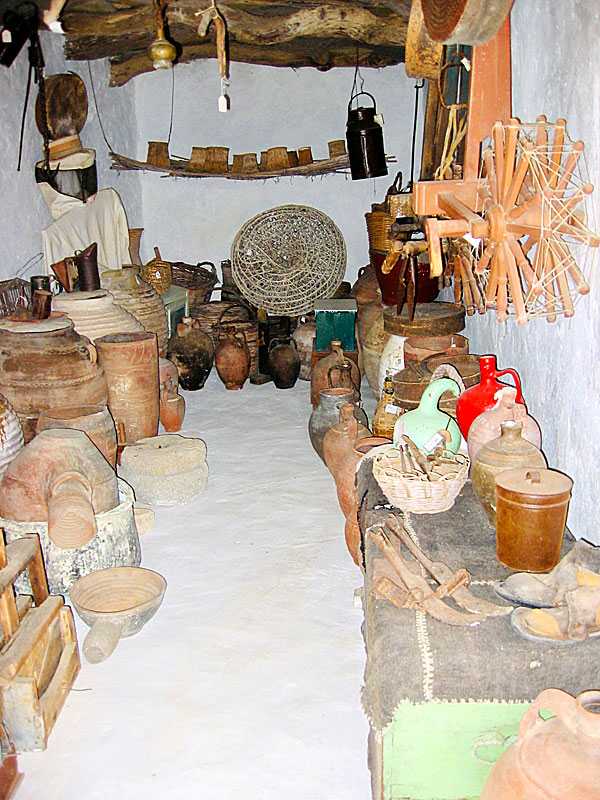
[
  {"left": 315, "top": 310, "right": 356, "bottom": 351},
  {"left": 382, "top": 700, "right": 528, "bottom": 800}
]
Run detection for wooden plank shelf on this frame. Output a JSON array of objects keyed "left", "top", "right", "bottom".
[{"left": 110, "top": 151, "right": 396, "bottom": 181}]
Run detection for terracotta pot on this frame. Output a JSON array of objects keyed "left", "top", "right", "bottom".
[
  {"left": 337, "top": 436, "right": 392, "bottom": 518},
  {"left": 0, "top": 394, "right": 24, "bottom": 480},
  {"left": 351, "top": 264, "right": 380, "bottom": 313},
  {"left": 468, "top": 387, "right": 541, "bottom": 462},
  {"left": 167, "top": 319, "right": 214, "bottom": 390},
  {"left": 356, "top": 296, "right": 383, "bottom": 374},
  {"left": 160, "top": 392, "right": 185, "bottom": 433},
  {"left": 362, "top": 310, "right": 390, "bottom": 396},
  {"left": 291, "top": 316, "right": 316, "bottom": 381},
  {"left": 0, "top": 428, "right": 119, "bottom": 524},
  {"left": 480, "top": 689, "right": 600, "bottom": 800},
  {"left": 471, "top": 420, "right": 547, "bottom": 526},
  {"left": 345, "top": 515, "right": 362, "bottom": 567},
  {"left": 404, "top": 333, "right": 469, "bottom": 363},
  {"left": 159, "top": 357, "right": 180, "bottom": 395},
  {"left": 455, "top": 354, "right": 524, "bottom": 439},
  {"left": 47, "top": 471, "right": 97, "bottom": 549},
  {"left": 101, "top": 266, "right": 169, "bottom": 355},
  {"left": 52, "top": 289, "right": 143, "bottom": 342},
  {"left": 36, "top": 403, "right": 117, "bottom": 467},
  {"left": 0, "top": 316, "right": 108, "bottom": 443},
  {"left": 214, "top": 327, "right": 250, "bottom": 390},
  {"left": 95, "top": 332, "right": 159, "bottom": 443},
  {"left": 308, "top": 387, "right": 364, "bottom": 463},
  {"left": 311, "top": 341, "right": 361, "bottom": 408},
  {"left": 268, "top": 338, "right": 301, "bottom": 389},
  {"left": 322, "top": 403, "right": 370, "bottom": 479}
]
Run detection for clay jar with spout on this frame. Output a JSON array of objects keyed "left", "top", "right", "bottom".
[
  {"left": 291, "top": 316, "right": 316, "bottom": 381},
  {"left": 471, "top": 420, "right": 547, "bottom": 526},
  {"left": 36, "top": 404, "right": 117, "bottom": 467},
  {"left": 323, "top": 404, "right": 370, "bottom": 479},
  {"left": 95, "top": 332, "right": 159, "bottom": 443},
  {"left": 480, "top": 689, "right": 600, "bottom": 800},
  {"left": 309, "top": 387, "right": 368, "bottom": 463},
  {"left": 268, "top": 338, "right": 301, "bottom": 389},
  {"left": 215, "top": 327, "right": 250, "bottom": 390},
  {"left": 310, "top": 340, "right": 361, "bottom": 409},
  {"left": 0, "top": 316, "right": 108, "bottom": 443},
  {"left": 468, "top": 387, "right": 542, "bottom": 462},
  {"left": 167, "top": 318, "right": 214, "bottom": 391},
  {"left": 455, "top": 355, "right": 524, "bottom": 439}
]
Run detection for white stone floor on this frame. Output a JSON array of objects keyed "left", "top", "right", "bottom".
[{"left": 17, "top": 371, "right": 373, "bottom": 800}]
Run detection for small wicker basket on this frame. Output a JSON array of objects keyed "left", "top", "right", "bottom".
[
  {"left": 171, "top": 261, "right": 218, "bottom": 311},
  {"left": 0, "top": 278, "right": 32, "bottom": 317},
  {"left": 371, "top": 446, "right": 469, "bottom": 514},
  {"left": 141, "top": 247, "right": 172, "bottom": 295},
  {"left": 365, "top": 210, "right": 396, "bottom": 252}
]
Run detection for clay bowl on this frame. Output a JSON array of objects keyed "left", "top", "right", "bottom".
[{"left": 70, "top": 566, "right": 166, "bottom": 664}]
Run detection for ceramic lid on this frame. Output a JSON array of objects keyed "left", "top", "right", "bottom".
[
  {"left": 495, "top": 467, "right": 573, "bottom": 496},
  {"left": 0, "top": 314, "right": 71, "bottom": 333}
]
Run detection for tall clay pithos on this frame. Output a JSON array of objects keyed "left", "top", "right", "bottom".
[{"left": 95, "top": 332, "right": 159, "bottom": 443}]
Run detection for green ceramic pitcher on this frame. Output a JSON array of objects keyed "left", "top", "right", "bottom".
[{"left": 393, "top": 377, "right": 461, "bottom": 453}]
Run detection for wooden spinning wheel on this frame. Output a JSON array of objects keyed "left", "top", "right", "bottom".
[{"left": 423, "top": 116, "right": 599, "bottom": 324}]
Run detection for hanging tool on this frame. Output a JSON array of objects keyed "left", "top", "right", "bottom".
[{"left": 196, "top": 0, "right": 230, "bottom": 111}]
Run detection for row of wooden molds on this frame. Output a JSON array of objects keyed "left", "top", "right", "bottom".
[{"left": 146, "top": 140, "right": 347, "bottom": 173}]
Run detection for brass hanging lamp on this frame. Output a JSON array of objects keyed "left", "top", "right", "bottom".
[{"left": 148, "top": 0, "right": 176, "bottom": 69}]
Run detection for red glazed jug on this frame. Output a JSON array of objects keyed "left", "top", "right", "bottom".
[{"left": 455, "top": 355, "right": 523, "bottom": 439}]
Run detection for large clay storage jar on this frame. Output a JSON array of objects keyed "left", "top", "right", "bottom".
[
  {"left": 362, "top": 309, "right": 390, "bottom": 396},
  {"left": 100, "top": 266, "right": 169, "bottom": 355},
  {"left": 311, "top": 340, "right": 360, "bottom": 409},
  {"left": 95, "top": 332, "right": 159, "bottom": 443},
  {"left": 455, "top": 354, "right": 524, "bottom": 439},
  {"left": 480, "top": 688, "right": 600, "bottom": 800},
  {"left": 309, "top": 387, "right": 359, "bottom": 462},
  {"left": 36, "top": 404, "right": 117, "bottom": 467},
  {"left": 351, "top": 264, "right": 380, "bottom": 313},
  {"left": 0, "top": 316, "right": 108, "bottom": 443},
  {"left": 291, "top": 316, "right": 316, "bottom": 381},
  {"left": 468, "top": 387, "right": 541, "bottom": 462},
  {"left": 495, "top": 468, "right": 573, "bottom": 572},
  {"left": 214, "top": 327, "right": 250, "bottom": 390},
  {"left": 322, "top": 403, "right": 370, "bottom": 479},
  {"left": 356, "top": 296, "right": 383, "bottom": 375},
  {"left": 167, "top": 318, "right": 214, "bottom": 390},
  {"left": 470, "top": 420, "right": 547, "bottom": 526},
  {"left": 52, "top": 289, "right": 143, "bottom": 342},
  {"left": 268, "top": 338, "right": 301, "bottom": 389},
  {"left": 0, "top": 394, "right": 24, "bottom": 480}
]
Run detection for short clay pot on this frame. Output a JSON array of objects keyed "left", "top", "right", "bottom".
[{"left": 36, "top": 403, "right": 118, "bottom": 467}]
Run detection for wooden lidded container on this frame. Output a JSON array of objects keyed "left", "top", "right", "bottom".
[{"left": 495, "top": 468, "right": 573, "bottom": 572}]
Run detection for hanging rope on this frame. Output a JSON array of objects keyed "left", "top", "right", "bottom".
[
  {"left": 408, "top": 79, "right": 424, "bottom": 190},
  {"left": 433, "top": 53, "right": 468, "bottom": 181},
  {"left": 87, "top": 60, "right": 115, "bottom": 153},
  {"left": 167, "top": 65, "right": 175, "bottom": 147}
]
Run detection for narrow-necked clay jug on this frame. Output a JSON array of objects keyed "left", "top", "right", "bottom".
[
  {"left": 480, "top": 689, "right": 600, "bottom": 800},
  {"left": 268, "top": 338, "right": 301, "bottom": 389},
  {"left": 455, "top": 355, "right": 524, "bottom": 439},
  {"left": 470, "top": 420, "right": 547, "bottom": 526},
  {"left": 393, "top": 377, "right": 462, "bottom": 453},
  {"left": 322, "top": 403, "right": 370, "bottom": 479},
  {"left": 351, "top": 264, "right": 380, "bottom": 313},
  {"left": 167, "top": 318, "right": 214, "bottom": 390},
  {"left": 328, "top": 360, "right": 360, "bottom": 401},
  {"left": 308, "top": 388, "right": 368, "bottom": 463},
  {"left": 215, "top": 327, "right": 250, "bottom": 390},
  {"left": 468, "top": 387, "right": 541, "bottom": 462},
  {"left": 310, "top": 340, "right": 360, "bottom": 409},
  {"left": 291, "top": 316, "right": 316, "bottom": 381}
]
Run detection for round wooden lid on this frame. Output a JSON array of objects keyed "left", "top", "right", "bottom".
[
  {"left": 383, "top": 302, "right": 465, "bottom": 336},
  {"left": 495, "top": 467, "right": 573, "bottom": 497}
]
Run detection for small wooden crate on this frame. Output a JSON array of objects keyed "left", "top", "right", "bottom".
[
  {"left": 146, "top": 141, "right": 170, "bottom": 168},
  {"left": 313, "top": 298, "right": 358, "bottom": 351},
  {"left": 0, "top": 533, "right": 80, "bottom": 752}
]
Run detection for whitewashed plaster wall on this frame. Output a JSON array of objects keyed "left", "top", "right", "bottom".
[
  {"left": 0, "top": 32, "right": 142, "bottom": 280},
  {"left": 132, "top": 61, "right": 423, "bottom": 273},
  {"left": 464, "top": 0, "right": 600, "bottom": 542}
]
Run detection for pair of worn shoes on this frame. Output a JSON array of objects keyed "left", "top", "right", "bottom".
[{"left": 495, "top": 539, "right": 600, "bottom": 643}]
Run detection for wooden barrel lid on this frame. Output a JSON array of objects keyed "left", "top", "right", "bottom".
[
  {"left": 383, "top": 302, "right": 465, "bottom": 337},
  {"left": 421, "top": 0, "right": 514, "bottom": 45},
  {"left": 496, "top": 467, "right": 573, "bottom": 498},
  {"left": 36, "top": 73, "right": 88, "bottom": 140}
]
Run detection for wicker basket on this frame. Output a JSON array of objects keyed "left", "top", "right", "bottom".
[
  {"left": 171, "top": 261, "right": 218, "bottom": 311},
  {"left": 365, "top": 210, "right": 396, "bottom": 253},
  {"left": 141, "top": 248, "right": 172, "bottom": 295},
  {"left": 371, "top": 446, "right": 469, "bottom": 513},
  {"left": 0, "top": 278, "right": 32, "bottom": 317}
]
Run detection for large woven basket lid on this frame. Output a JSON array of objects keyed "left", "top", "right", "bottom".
[{"left": 231, "top": 205, "right": 346, "bottom": 315}]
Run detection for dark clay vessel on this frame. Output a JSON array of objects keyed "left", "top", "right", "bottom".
[
  {"left": 268, "top": 338, "right": 301, "bottom": 389},
  {"left": 167, "top": 319, "right": 215, "bottom": 391}
]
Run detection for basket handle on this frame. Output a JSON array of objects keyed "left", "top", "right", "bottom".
[
  {"left": 197, "top": 261, "right": 217, "bottom": 275},
  {"left": 215, "top": 301, "right": 255, "bottom": 326}
]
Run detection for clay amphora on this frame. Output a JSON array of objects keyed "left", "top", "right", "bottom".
[
  {"left": 328, "top": 360, "right": 360, "bottom": 401},
  {"left": 373, "top": 376, "right": 403, "bottom": 439},
  {"left": 394, "top": 377, "right": 462, "bottom": 453},
  {"left": 101, "top": 266, "right": 169, "bottom": 355},
  {"left": 268, "top": 338, "right": 301, "bottom": 389},
  {"left": 95, "top": 332, "right": 159, "bottom": 443},
  {"left": 356, "top": 296, "right": 383, "bottom": 374},
  {"left": 351, "top": 264, "right": 380, "bottom": 313},
  {"left": 468, "top": 387, "right": 541, "bottom": 462},
  {"left": 291, "top": 316, "right": 316, "bottom": 381},
  {"left": 471, "top": 420, "right": 547, "bottom": 526},
  {"left": 455, "top": 354, "right": 524, "bottom": 439},
  {"left": 308, "top": 387, "right": 367, "bottom": 463},
  {"left": 36, "top": 403, "right": 117, "bottom": 467},
  {"left": 322, "top": 404, "right": 370, "bottom": 479},
  {"left": 362, "top": 311, "right": 390, "bottom": 396},
  {"left": 0, "top": 316, "right": 108, "bottom": 443},
  {"left": 52, "top": 289, "right": 143, "bottom": 342},
  {"left": 480, "top": 689, "right": 600, "bottom": 800},
  {"left": 337, "top": 436, "right": 391, "bottom": 519},
  {"left": 167, "top": 318, "right": 214, "bottom": 390},
  {"left": 310, "top": 340, "right": 361, "bottom": 409},
  {"left": 215, "top": 327, "right": 250, "bottom": 390}
]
